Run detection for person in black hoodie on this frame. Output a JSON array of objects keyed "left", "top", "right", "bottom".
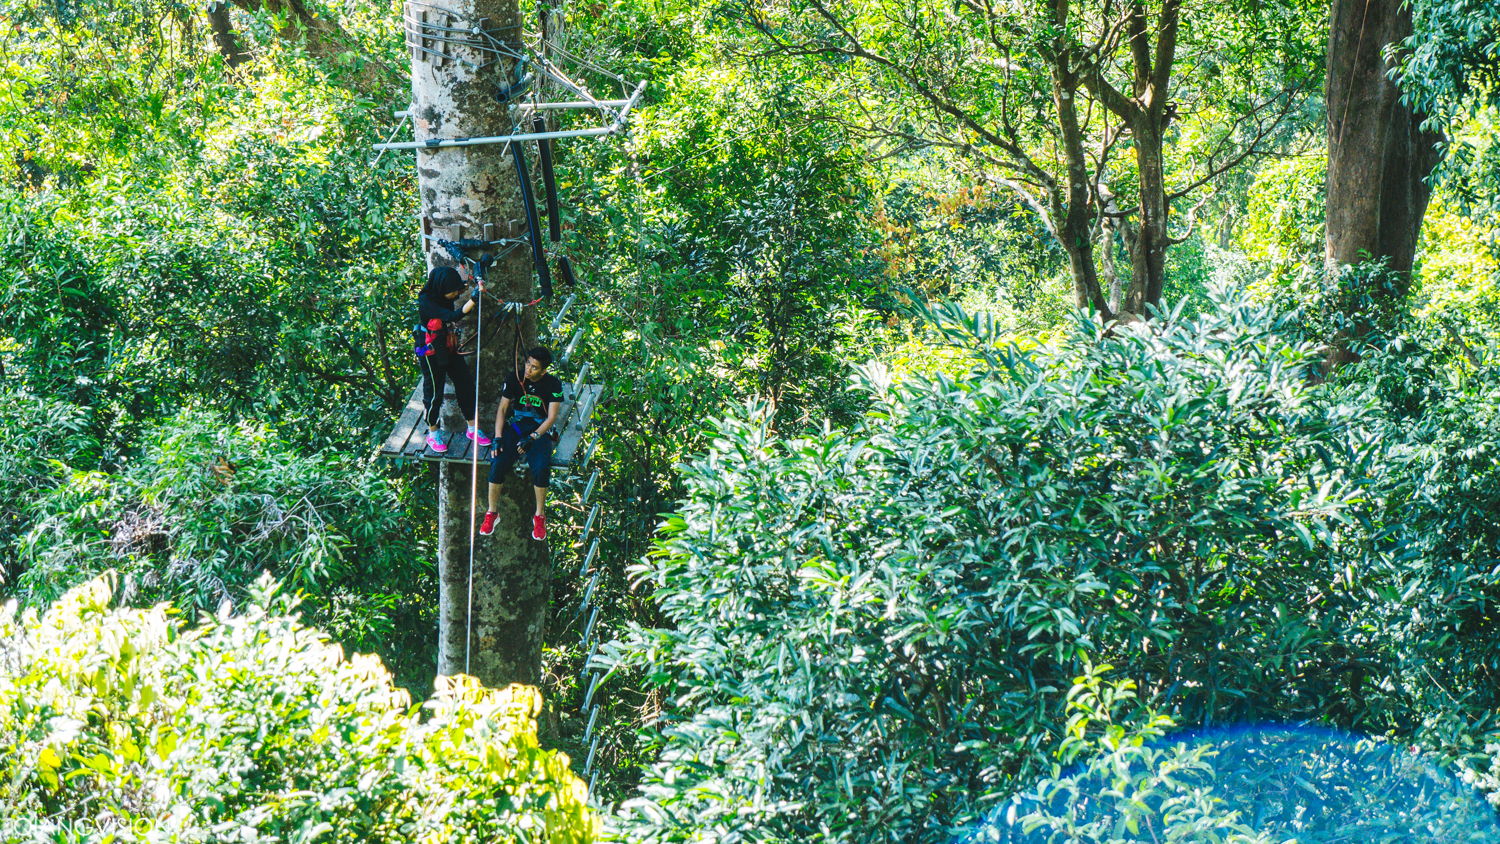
[{"left": 415, "top": 264, "right": 492, "bottom": 453}]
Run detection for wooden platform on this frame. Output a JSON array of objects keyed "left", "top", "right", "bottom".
[{"left": 377, "top": 381, "right": 601, "bottom": 467}]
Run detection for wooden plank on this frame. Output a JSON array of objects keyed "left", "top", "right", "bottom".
[
  {"left": 379, "top": 386, "right": 426, "bottom": 456},
  {"left": 378, "top": 380, "right": 601, "bottom": 468}
]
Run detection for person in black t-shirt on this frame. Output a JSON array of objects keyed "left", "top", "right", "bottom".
[{"left": 479, "top": 346, "right": 564, "bottom": 540}]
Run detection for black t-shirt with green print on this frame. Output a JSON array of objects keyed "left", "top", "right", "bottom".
[{"left": 502, "top": 372, "right": 564, "bottom": 426}]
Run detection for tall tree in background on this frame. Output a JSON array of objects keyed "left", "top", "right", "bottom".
[
  {"left": 408, "top": 0, "right": 550, "bottom": 686},
  {"left": 206, "top": 1, "right": 250, "bottom": 68},
  {"left": 1080, "top": 0, "right": 1180, "bottom": 315},
  {"left": 742, "top": 0, "right": 1309, "bottom": 319},
  {"left": 1324, "top": 0, "right": 1443, "bottom": 297}
]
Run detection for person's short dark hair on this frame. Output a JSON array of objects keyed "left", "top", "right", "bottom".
[{"left": 527, "top": 346, "right": 553, "bottom": 369}]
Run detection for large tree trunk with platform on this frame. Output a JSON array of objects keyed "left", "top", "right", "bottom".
[{"left": 409, "top": 0, "right": 550, "bottom": 688}]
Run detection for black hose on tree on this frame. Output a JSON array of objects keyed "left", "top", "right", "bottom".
[
  {"left": 508, "top": 140, "right": 552, "bottom": 299},
  {"left": 534, "top": 116, "right": 562, "bottom": 243},
  {"left": 557, "top": 254, "right": 577, "bottom": 288}
]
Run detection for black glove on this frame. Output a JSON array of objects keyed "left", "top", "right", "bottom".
[{"left": 469, "top": 284, "right": 483, "bottom": 303}]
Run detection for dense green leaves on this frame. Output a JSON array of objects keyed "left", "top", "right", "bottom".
[
  {"left": 6, "top": 407, "right": 440, "bottom": 688},
  {"left": 609, "top": 288, "right": 1500, "bottom": 842},
  {"left": 2, "top": 0, "right": 1500, "bottom": 835},
  {"left": 0, "top": 575, "right": 596, "bottom": 842}
]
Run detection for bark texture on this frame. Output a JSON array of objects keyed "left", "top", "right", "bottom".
[
  {"left": 1324, "top": 0, "right": 1443, "bottom": 283},
  {"left": 1052, "top": 62, "right": 1110, "bottom": 318},
  {"left": 411, "top": 0, "right": 552, "bottom": 688},
  {"left": 206, "top": 2, "right": 249, "bottom": 68},
  {"left": 1082, "top": 0, "right": 1180, "bottom": 318},
  {"left": 1034, "top": 0, "right": 1108, "bottom": 317},
  {"left": 229, "top": 0, "right": 392, "bottom": 91}
]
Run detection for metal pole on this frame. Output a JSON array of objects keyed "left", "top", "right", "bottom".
[
  {"left": 612, "top": 81, "right": 647, "bottom": 130},
  {"left": 521, "top": 100, "right": 632, "bottom": 111},
  {"left": 374, "top": 124, "right": 619, "bottom": 151},
  {"left": 378, "top": 82, "right": 646, "bottom": 151}
]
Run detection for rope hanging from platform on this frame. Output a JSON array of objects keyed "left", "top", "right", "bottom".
[{"left": 465, "top": 270, "right": 484, "bottom": 676}]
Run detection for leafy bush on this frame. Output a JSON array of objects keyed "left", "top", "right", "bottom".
[
  {"left": 606, "top": 287, "right": 1500, "bottom": 843},
  {"left": 978, "top": 667, "right": 1500, "bottom": 843},
  {"left": 8, "top": 409, "right": 437, "bottom": 687},
  {"left": 979, "top": 667, "right": 1274, "bottom": 844},
  {"left": 1325, "top": 328, "right": 1500, "bottom": 750},
  {"left": 0, "top": 574, "right": 597, "bottom": 843},
  {"left": 0, "top": 387, "right": 98, "bottom": 586}
]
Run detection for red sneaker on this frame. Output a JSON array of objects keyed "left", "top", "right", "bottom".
[
  {"left": 531, "top": 514, "right": 546, "bottom": 541},
  {"left": 479, "top": 511, "right": 497, "bottom": 536}
]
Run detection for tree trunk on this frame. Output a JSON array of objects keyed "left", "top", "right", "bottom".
[
  {"left": 411, "top": 0, "right": 552, "bottom": 688},
  {"left": 1080, "top": 0, "right": 1179, "bottom": 319},
  {"left": 1051, "top": 57, "right": 1111, "bottom": 317},
  {"left": 206, "top": 2, "right": 249, "bottom": 68},
  {"left": 1325, "top": 0, "right": 1443, "bottom": 284},
  {"left": 1098, "top": 183, "right": 1126, "bottom": 314},
  {"left": 1126, "top": 121, "right": 1170, "bottom": 315}
]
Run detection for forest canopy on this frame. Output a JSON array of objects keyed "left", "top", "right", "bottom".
[{"left": 1, "top": 0, "right": 1498, "bottom": 839}]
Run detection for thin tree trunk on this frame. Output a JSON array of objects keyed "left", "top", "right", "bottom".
[
  {"left": 1128, "top": 122, "right": 1170, "bottom": 313},
  {"left": 206, "top": 2, "right": 249, "bottom": 68},
  {"left": 412, "top": 0, "right": 551, "bottom": 688},
  {"left": 1052, "top": 58, "right": 1111, "bottom": 317},
  {"left": 1082, "top": 0, "right": 1179, "bottom": 318},
  {"left": 1098, "top": 184, "right": 1125, "bottom": 314}
]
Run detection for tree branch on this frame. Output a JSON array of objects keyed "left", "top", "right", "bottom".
[
  {"left": 1149, "top": 0, "right": 1180, "bottom": 117},
  {"left": 1166, "top": 87, "right": 1301, "bottom": 201},
  {"left": 1167, "top": 190, "right": 1213, "bottom": 244}
]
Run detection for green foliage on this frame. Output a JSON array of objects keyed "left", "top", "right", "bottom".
[
  {"left": 608, "top": 287, "right": 1500, "bottom": 842},
  {"left": 0, "top": 574, "right": 596, "bottom": 842},
  {"left": 1237, "top": 154, "right": 1327, "bottom": 281},
  {"left": 0, "top": 0, "right": 419, "bottom": 451},
  {"left": 992, "top": 667, "right": 1274, "bottom": 844},
  {"left": 0, "top": 0, "right": 437, "bottom": 687},
  {"left": 1400, "top": 0, "right": 1500, "bottom": 123},
  {"left": 8, "top": 408, "right": 438, "bottom": 688},
  {"left": 988, "top": 667, "right": 1500, "bottom": 843},
  {"left": 0, "top": 388, "right": 98, "bottom": 585},
  {"left": 1413, "top": 199, "right": 1500, "bottom": 335},
  {"left": 1325, "top": 334, "right": 1500, "bottom": 749},
  {"left": 1400, "top": 2, "right": 1500, "bottom": 220},
  {"left": 610, "top": 288, "right": 1377, "bottom": 842}
]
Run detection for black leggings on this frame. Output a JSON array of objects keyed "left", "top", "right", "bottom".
[{"left": 419, "top": 355, "right": 477, "bottom": 428}]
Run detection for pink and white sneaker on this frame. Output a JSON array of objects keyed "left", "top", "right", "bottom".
[
  {"left": 467, "top": 426, "right": 492, "bottom": 447},
  {"left": 426, "top": 431, "right": 448, "bottom": 453},
  {"left": 531, "top": 514, "right": 546, "bottom": 541}
]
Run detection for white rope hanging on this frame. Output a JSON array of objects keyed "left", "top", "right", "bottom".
[{"left": 465, "top": 271, "right": 483, "bottom": 675}]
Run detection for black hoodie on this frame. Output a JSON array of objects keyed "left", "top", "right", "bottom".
[{"left": 417, "top": 266, "right": 469, "bottom": 363}]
